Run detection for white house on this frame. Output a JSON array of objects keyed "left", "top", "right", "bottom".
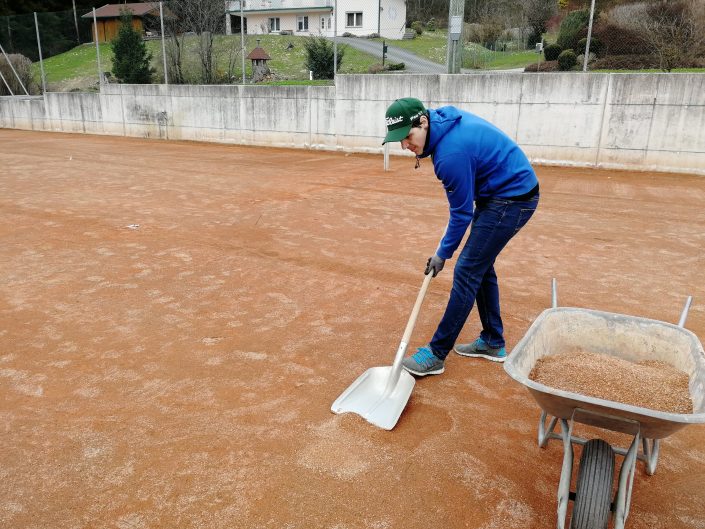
[{"left": 226, "top": 0, "right": 406, "bottom": 40}]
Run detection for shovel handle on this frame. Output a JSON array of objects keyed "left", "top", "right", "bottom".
[
  {"left": 391, "top": 272, "right": 433, "bottom": 370},
  {"left": 401, "top": 272, "right": 433, "bottom": 345}
]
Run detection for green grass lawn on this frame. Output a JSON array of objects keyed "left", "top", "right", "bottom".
[
  {"left": 371, "top": 31, "right": 448, "bottom": 64},
  {"left": 371, "top": 30, "right": 540, "bottom": 70},
  {"left": 32, "top": 34, "right": 379, "bottom": 91},
  {"left": 33, "top": 42, "right": 113, "bottom": 91}
]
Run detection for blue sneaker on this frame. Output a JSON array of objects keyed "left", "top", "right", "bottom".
[
  {"left": 402, "top": 345, "right": 445, "bottom": 376},
  {"left": 454, "top": 337, "right": 507, "bottom": 363}
]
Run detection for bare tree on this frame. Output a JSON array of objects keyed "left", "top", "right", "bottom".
[
  {"left": 617, "top": 0, "right": 705, "bottom": 71},
  {"left": 520, "top": 0, "right": 557, "bottom": 45},
  {"left": 165, "top": 0, "right": 226, "bottom": 84}
]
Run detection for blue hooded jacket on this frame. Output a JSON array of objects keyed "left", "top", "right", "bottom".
[{"left": 420, "top": 106, "right": 538, "bottom": 260}]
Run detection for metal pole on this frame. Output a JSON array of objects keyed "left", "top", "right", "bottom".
[
  {"left": 333, "top": 0, "right": 337, "bottom": 77},
  {"left": 240, "top": 0, "right": 246, "bottom": 84},
  {"left": 6, "top": 17, "right": 12, "bottom": 53},
  {"left": 377, "top": 0, "right": 381, "bottom": 36},
  {"left": 93, "top": 8, "right": 103, "bottom": 86},
  {"left": 0, "top": 42, "right": 29, "bottom": 95},
  {"left": 34, "top": 12, "right": 47, "bottom": 95},
  {"left": 159, "top": 2, "right": 168, "bottom": 84},
  {"left": 72, "top": 0, "right": 80, "bottom": 43},
  {"left": 583, "top": 0, "right": 596, "bottom": 72}
]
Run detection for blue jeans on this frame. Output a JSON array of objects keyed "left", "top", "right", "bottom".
[{"left": 429, "top": 194, "right": 539, "bottom": 360}]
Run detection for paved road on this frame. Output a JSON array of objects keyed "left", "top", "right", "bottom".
[{"left": 334, "top": 37, "right": 446, "bottom": 73}]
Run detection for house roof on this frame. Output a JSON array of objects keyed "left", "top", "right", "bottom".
[
  {"left": 247, "top": 47, "right": 271, "bottom": 60},
  {"left": 81, "top": 3, "right": 159, "bottom": 19}
]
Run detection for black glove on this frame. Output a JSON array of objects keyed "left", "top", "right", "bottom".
[{"left": 425, "top": 254, "right": 445, "bottom": 277}]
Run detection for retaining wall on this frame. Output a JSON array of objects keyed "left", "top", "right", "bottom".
[{"left": 1, "top": 73, "right": 704, "bottom": 175}]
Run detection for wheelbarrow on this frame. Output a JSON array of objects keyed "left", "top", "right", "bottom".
[{"left": 503, "top": 280, "right": 705, "bottom": 529}]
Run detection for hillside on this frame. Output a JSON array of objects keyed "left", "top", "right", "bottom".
[{"left": 31, "top": 34, "right": 381, "bottom": 91}]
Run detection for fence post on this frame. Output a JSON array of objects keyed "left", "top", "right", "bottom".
[
  {"left": 34, "top": 12, "right": 47, "bottom": 95},
  {"left": 446, "top": 0, "right": 465, "bottom": 73},
  {"left": 583, "top": 0, "right": 596, "bottom": 72},
  {"left": 159, "top": 2, "right": 168, "bottom": 84},
  {"left": 333, "top": 0, "right": 337, "bottom": 78},
  {"left": 93, "top": 8, "right": 103, "bottom": 86},
  {"left": 241, "top": 0, "right": 246, "bottom": 84},
  {"left": 72, "top": 0, "right": 80, "bottom": 43}
]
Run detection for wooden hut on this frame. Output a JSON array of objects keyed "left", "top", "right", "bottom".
[{"left": 82, "top": 3, "right": 160, "bottom": 43}]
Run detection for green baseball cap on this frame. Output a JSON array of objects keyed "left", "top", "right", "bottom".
[{"left": 382, "top": 97, "right": 426, "bottom": 144}]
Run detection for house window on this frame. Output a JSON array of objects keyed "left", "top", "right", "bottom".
[
  {"left": 268, "top": 17, "right": 280, "bottom": 31},
  {"left": 346, "top": 12, "right": 362, "bottom": 28},
  {"left": 297, "top": 15, "right": 308, "bottom": 31}
]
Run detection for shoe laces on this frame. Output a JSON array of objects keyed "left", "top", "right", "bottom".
[{"left": 412, "top": 346, "right": 438, "bottom": 367}]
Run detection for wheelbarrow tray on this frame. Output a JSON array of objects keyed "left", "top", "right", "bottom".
[{"left": 504, "top": 307, "right": 705, "bottom": 439}]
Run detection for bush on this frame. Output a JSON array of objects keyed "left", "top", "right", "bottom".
[
  {"left": 576, "top": 37, "right": 604, "bottom": 58},
  {"left": 426, "top": 18, "right": 437, "bottom": 32},
  {"left": 0, "top": 53, "right": 37, "bottom": 95},
  {"left": 411, "top": 21, "right": 424, "bottom": 35},
  {"left": 544, "top": 43, "right": 562, "bottom": 61},
  {"left": 557, "top": 49, "right": 577, "bottom": 70},
  {"left": 588, "top": 54, "right": 704, "bottom": 70},
  {"left": 464, "top": 22, "right": 483, "bottom": 43},
  {"left": 589, "top": 22, "right": 645, "bottom": 56},
  {"left": 111, "top": 11, "right": 154, "bottom": 83},
  {"left": 304, "top": 36, "right": 344, "bottom": 79},
  {"left": 368, "top": 62, "right": 405, "bottom": 74},
  {"left": 524, "top": 60, "right": 559, "bottom": 72},
  {"left": 557, "top": 9, "right": 590, "bottom": 51},
  {"left": 480, "top": 21, "right": 504, "bottom": 48}
]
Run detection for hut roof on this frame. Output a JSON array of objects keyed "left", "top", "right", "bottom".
[
  {"left": 82, "top": 3, "right": 159, "bottom": 19},
  {"left": 246, "top": 47, "right": 271, "bottom": 61}
]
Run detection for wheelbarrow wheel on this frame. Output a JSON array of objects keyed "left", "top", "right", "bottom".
[{"left": 570, "top": 439, "right": 615, "bottom": 529}]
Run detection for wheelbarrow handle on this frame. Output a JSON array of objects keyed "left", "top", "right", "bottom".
[{"left": 678, "top": 296, "right": 692, "bottom": 328}]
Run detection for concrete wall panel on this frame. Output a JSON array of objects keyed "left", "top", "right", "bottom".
[{"left": 1, "top": 74, "right": 704, "bottom": 175}]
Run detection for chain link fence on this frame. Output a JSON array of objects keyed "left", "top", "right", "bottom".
[
  {"left": 0, "top": 9, "right": 95, "bottom": 95},
  {"left": 1, "top": 0, "right": 704, "bottom": 96}
]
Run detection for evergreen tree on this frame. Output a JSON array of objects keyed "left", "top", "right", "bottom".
[
  {"left": 303, "top": 36, "right": 344, "bottom": 80},
  {"left": 111, "top": 11, "right": 153, "bottom": 84}
]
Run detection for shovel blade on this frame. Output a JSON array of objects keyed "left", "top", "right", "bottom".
[{"left": 331, "top": 366, "right": 415, "bottom": 430}]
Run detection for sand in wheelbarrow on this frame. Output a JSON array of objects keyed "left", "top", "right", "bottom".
[{"left": 529, "top": 351, "right": 692, "bottom": 414}]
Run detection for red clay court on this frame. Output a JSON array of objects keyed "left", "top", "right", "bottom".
[{"left": 1, "top": 129, "right": 704, "bottom": 528}]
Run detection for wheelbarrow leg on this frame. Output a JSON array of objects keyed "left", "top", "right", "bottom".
[
  {"left": 640, "top": 437, "right": 660, "bottom": 475},
  {"left": 538, "top": 411, "right": 560, "bottom": 448},
  {"left": 613, "top": 431, "right": 640, "bottom": 529},
  {"left": 556, "top": 418, "right": 574, "bottom": 529}
]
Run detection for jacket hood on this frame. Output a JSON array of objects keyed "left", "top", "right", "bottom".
[{"left": 420, "top": 106, "right": 463, "bottom": 158}]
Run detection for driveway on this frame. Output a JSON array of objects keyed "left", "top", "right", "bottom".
[{"left": 334, "top": 36, "right": 447, "bottom": 73}]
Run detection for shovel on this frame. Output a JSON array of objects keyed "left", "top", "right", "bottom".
[{"left": 331, "top": 272, "right": 433, "bottom": 430}]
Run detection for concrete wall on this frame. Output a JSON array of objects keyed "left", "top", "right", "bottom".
[{"left": 1, "top": 73, "right": 704, "bottom": 176}]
